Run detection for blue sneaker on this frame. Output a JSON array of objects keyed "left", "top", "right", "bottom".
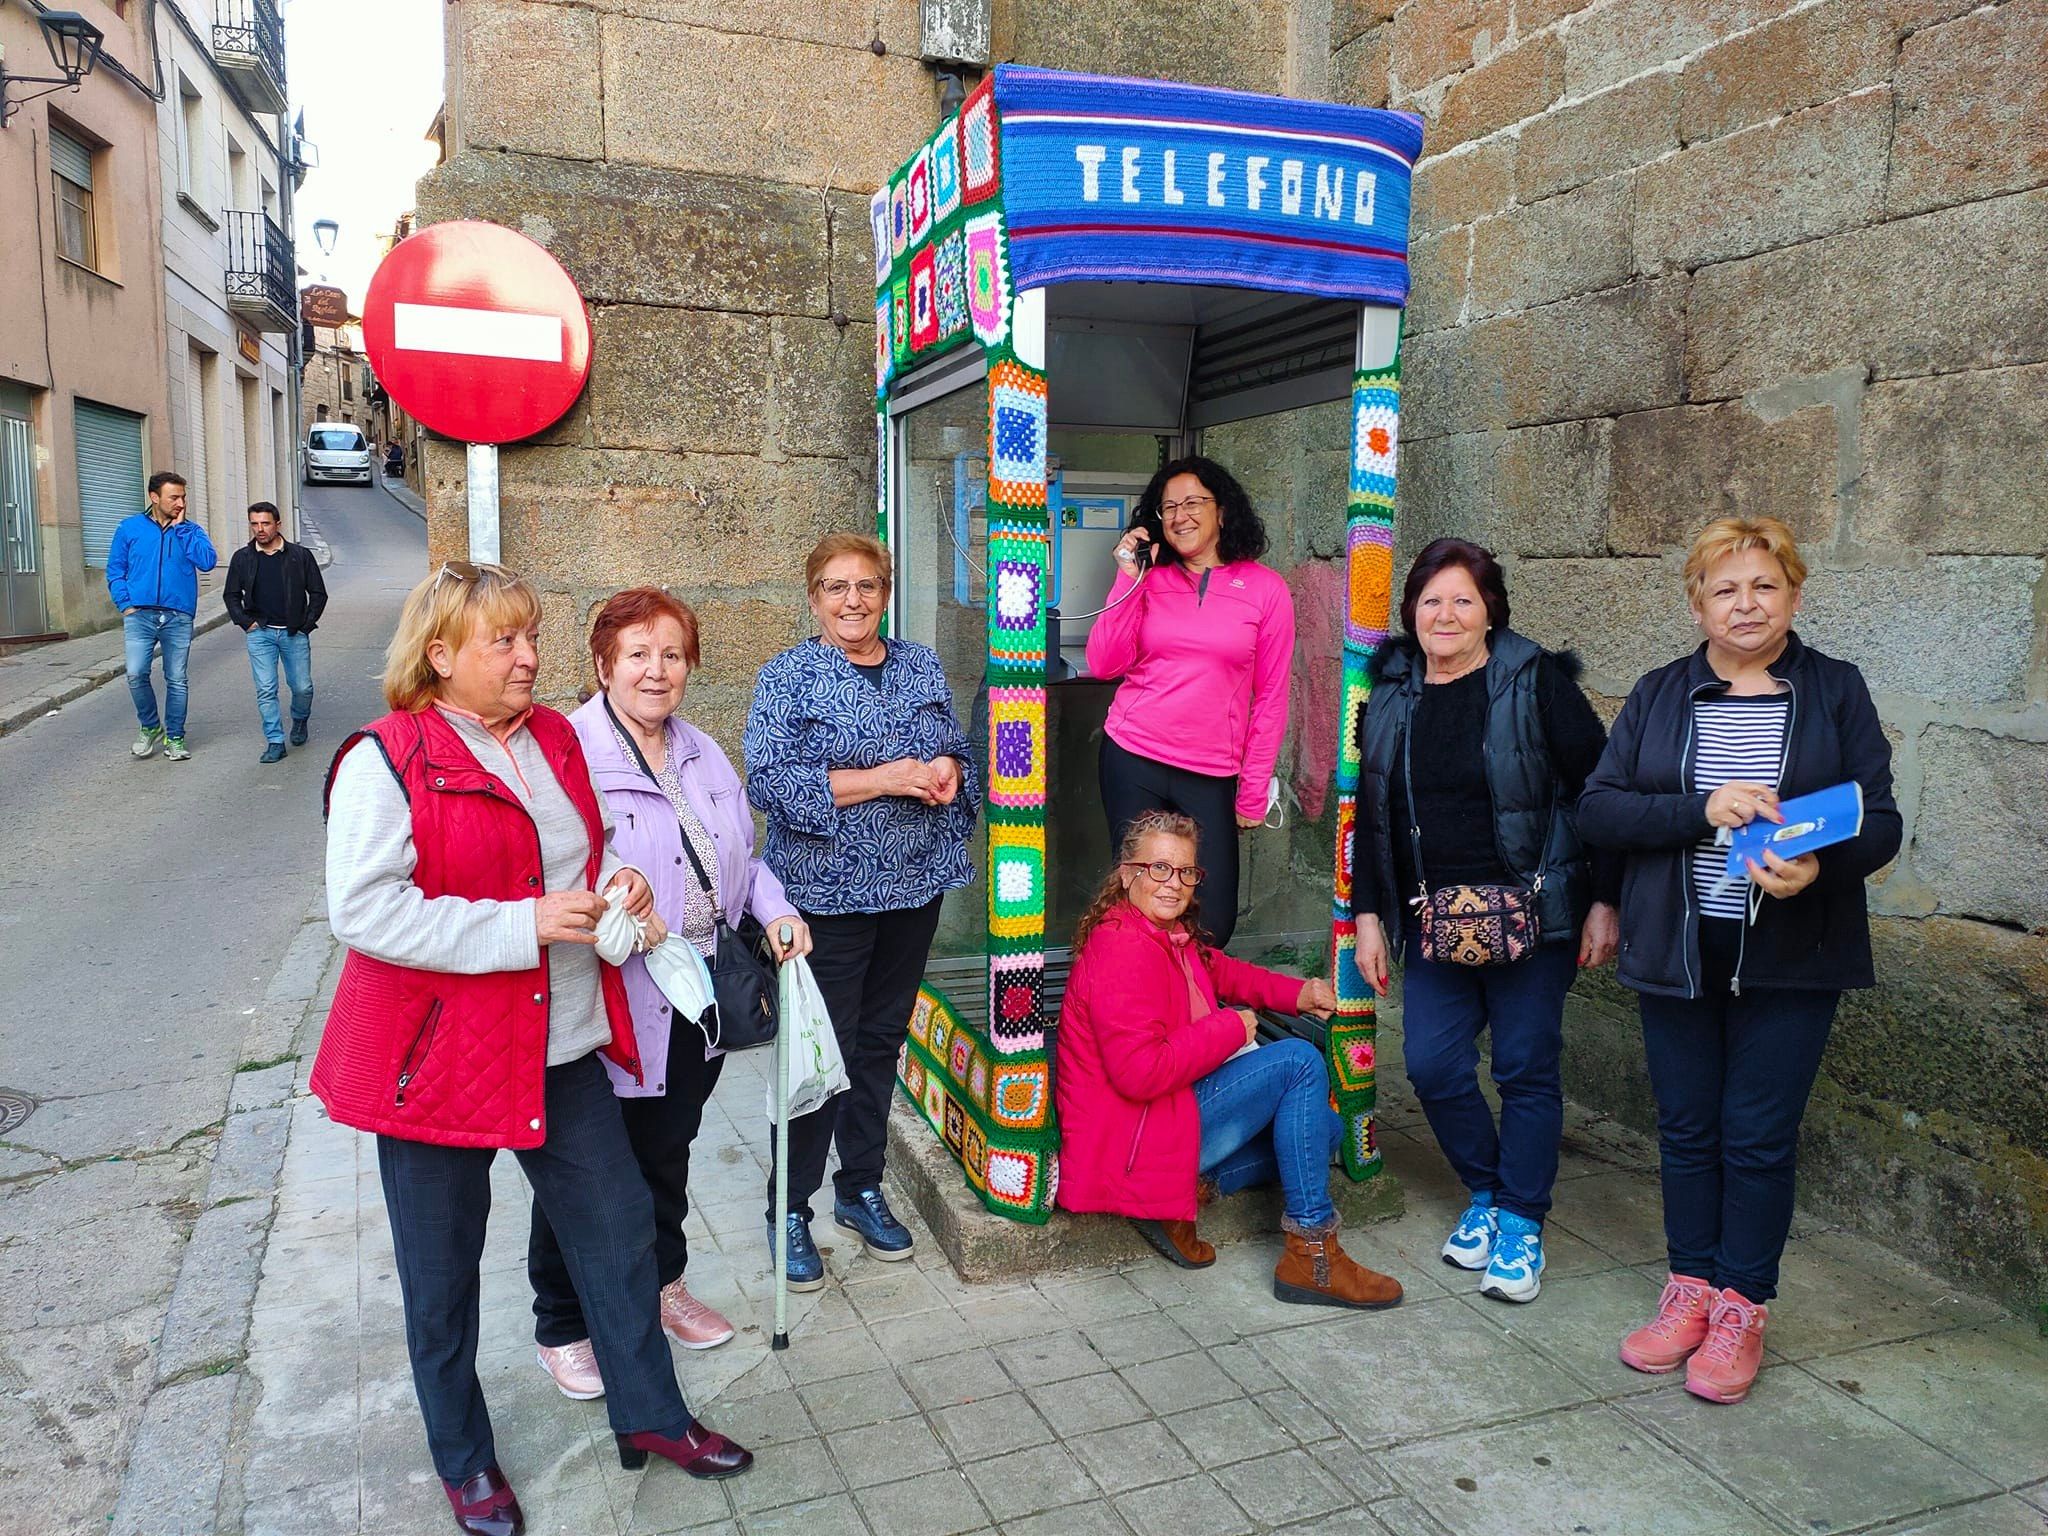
[
  {"left": 1441, "top": 1192, "right": 1498, "bottom": 1270},
  {"left": 1480, "top": 1210, "right": 1545, "bottom": 1303},
  {"left": 769, "top": 1213, "right": 825, "bottom": 1292},
  {"left": 833, "top": 1187, "right": 915, "bottom": 1262}
]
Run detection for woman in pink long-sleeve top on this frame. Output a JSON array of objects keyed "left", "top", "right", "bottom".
[{"left": 1085, "top": 455, "right": 1295, "bottom": 944}]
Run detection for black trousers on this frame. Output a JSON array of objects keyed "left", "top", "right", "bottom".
[
  {"left": 527, "top": 1016, "right": 727, "bottom": 1347},
  {"left": 1099, "top": 734, "right": 1242, "bottom": 945},
  {"left": 767, "top": 895, "right": 944, "bottom": 1223},
  {"left": 377, "top": 1054, "right": 691, "bottom": 1484}
]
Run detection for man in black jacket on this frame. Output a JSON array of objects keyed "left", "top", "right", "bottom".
[{"left": 224, "top": 502, "right": 328, "bottom": 762}]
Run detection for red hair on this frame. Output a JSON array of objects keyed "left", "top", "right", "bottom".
[{"left": 588, "top": 587, "right": 700, "bottom": 680}]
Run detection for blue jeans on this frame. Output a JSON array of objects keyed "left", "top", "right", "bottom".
[
  {"left": 123, "top": 609, "right": 193, "bottom": 738},
  {"left": 244, "top": 627, "right": 313, "bottom": 743},
  {"left": 1399, "top": 937, "right": 1577, "bottom": 1224},
  {"left": 1195, "top": 1037, "right": 1341, "bottom": 1229},
  {"left": 377, "top": 1054, "right": 692, "bottom": 1483},
  {"left": 1637, "top": 920, "right": 1839, "bottom": 1303}
]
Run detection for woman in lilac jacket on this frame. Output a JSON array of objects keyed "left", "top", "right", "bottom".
[{"left": 527, "top": 588, "right": 809, "bottom": 1402}]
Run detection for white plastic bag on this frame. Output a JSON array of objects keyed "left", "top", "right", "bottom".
[
  {"left": 643, "top": 935, "right": 718, "bottom": 1045},
  {"left": 770, "top": 954, "right": 849, "bottom": 1121}
]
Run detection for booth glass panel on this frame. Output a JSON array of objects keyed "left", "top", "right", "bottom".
[
  {"left": 1197, "top": 397, "right": 1353, "bottom": 954},
  {"left": 894, "top": 382, "right": 990, "bottom": 965}
]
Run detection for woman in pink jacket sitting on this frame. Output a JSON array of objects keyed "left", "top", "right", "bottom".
[{"left": 1055, "top": 811, "right": 1403, "bottom": 1310}]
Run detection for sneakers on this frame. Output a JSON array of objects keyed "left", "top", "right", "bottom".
[
  {"left": 1480, "top": 1210, "right": 1545, "bottom": 1303},
  {"left": 1686, "top": 1290, "right": 1769, "bottom": 1404},
  {"left": 163, "top": 736, "right": 191, "bottom": 761},
  {"left": 132, "top": 726, "right": 164, "bottom": 759},
  {"left": 1441, "top": 1193, "right": 1498, "bottom": 1270},
  {"left": 536, "top": 1338, "right": 604, "bottom": 1400},
  {"left": 770, "top": 1212, "right": 826, "bottom": 1292},
  {"left": 1619, "top": 1273, "right": 1718, "bottom": 1374},
  {"left": 833, "top": 1187, "right": 914, "bottom": 1261},
  {"left": 260, "top": 742, "right": 287, "bottom": 764},
  {"left": 289, "top": 718, "right": 309, "bottom": 746},
  {"left": 659, "top": 1276, "right": 735, "bottom": 1349}
]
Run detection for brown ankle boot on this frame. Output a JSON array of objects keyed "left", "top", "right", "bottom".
[
  {"left": 1273, "top": 1222, "right": 1403, "bottom": 1310},
  {"left": 1131, "top": 1217, "right": 1216, "bottom": 1269}
]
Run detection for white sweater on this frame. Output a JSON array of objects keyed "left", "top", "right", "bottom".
[{"left": 326, "top": 709, "right": 623, "bottom": 1066}]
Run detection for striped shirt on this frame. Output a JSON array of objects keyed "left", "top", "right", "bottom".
[{"left": 1690, "top": 695, "right": 1790, "bottom": 920}]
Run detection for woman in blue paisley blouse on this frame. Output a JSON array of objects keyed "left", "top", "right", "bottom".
[{"left": 744, "top": 531, "right": 980, "bottom": 1289}]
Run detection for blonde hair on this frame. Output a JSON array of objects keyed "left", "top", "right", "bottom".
[
  {"left": 382, "top": 562, "right": 541, "bottom": 711},
  {"left": 805, "top": 531, "right": 892, "bottom": 593},
  {"left": 1072, "top": 810, "right": 1206, "bottom": 951},
  {"left": 1683, "top": 517, "right": 1808, "bottom": 607}
]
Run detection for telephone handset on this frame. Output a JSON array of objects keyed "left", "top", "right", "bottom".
[{"left": 1127, "top": 506, "right": 1163, "bottom": 571}]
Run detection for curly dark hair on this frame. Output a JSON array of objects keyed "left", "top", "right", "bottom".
[
  {"left": 1071, "top": 810, "right": 1209, "bottom": 952},
  {"left": 1132, "top": 455, "right": 1269, "bottom": 568},
  {"left": 1399, "top": 537, "right": 1510, "bottom": 636}
]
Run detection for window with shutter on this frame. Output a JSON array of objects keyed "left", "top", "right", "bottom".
[{"left": 49, "top": 128, "right": 98, "bottom": 272}]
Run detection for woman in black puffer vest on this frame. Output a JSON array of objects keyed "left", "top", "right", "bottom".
[{"left": 1350, "top": 539, "right": 1620, "bottom": 1307}]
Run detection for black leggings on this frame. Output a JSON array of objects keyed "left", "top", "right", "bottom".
[{"left": 1099, "top": 735, "right": 1241, "bottom": 945}]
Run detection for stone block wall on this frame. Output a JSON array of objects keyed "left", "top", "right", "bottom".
[
  {"left": 422, "top": 0, "right": 2045, "bottom": 1310},
  {"left": 1335, "top": 0, "right": 2048, "bottom": 1314}
]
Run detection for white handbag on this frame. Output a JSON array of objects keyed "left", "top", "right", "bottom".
[{"left": 769, "top": 955, "right": 849, "bottom": 1121}]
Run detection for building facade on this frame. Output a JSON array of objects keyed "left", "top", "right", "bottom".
[
  {"left": 299, "top": 321, "right": 370, "bottom": 435},
  {"left": 0, "top": 0, "right": 174, "bottom": 640},
  {"left": 415, "top": 0, "right": 2048, "bottom": 1313},
  {"left": 152, "top": 0, "right": 299, "bottom": 549}
]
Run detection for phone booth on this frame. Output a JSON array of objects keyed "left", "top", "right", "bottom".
[{"left": 874, "top": 66, "right": 1421, "bottom": 1225}]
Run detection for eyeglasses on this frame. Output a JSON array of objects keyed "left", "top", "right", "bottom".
[
  {"left": 1123, "top": 860, "right": 1206, "bottom": 887},
  {"left": 430, "top": 559, "right": 482, "bottom": 596},
  {"left": 816, "top": 578, "right": 886, "bottom": 601},
  {"left": 1159, "top": 495, "right": 1215, "bottom": 517}
]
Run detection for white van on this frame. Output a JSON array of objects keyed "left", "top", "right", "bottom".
[{"left": 303, "top": 424, "right": 374, "bottom": 486}]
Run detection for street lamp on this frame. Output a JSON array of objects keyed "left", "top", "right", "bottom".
[
  {"left": 312, "top": 218, "right": 339, "bottom": 257},
  {"left": 0, "top": 10, "right": 106, "bottom": 127}
]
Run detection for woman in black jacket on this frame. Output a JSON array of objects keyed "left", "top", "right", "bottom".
[
  {"left": 1580, "top": 516, "right": 1900, "bottom": 1407},
  {"left": 1350, "top": 539, "right": 1619, "bottom": 1308}
]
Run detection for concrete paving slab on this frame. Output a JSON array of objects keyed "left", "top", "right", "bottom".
[
  {"left": 1213, "top": 1445, "right": 1357, "bottom": 1525},
  {"left": 1255, "top": 1300, "right": 1587, "bottom": 1450},
  {"left": 1452, "top": 1265, "right": 1667, "bottom": 1398},
  {"left": 736, "top": 1491, "right": 865, "bottom": 1534},
  {"left": 1112, "top": 1470, "right": 1256, "bottom": 1536},
  {"left": 930, "top": 1390, "right": 1054, "bottom": 1461},
  {"left": 1026, "top": 1369, "right": 1154, "bottom": 1438},
  {"left": 849, "top": 1467, "right": 989, "bottom": 1536},
  {"left": 1070, "top": 1418, "right": 1201, "bottom": 1494},
  {"left": 1381, "top": 1403, "right": 1771, "bottom": 1535},
  {"left": 1542, "top": 1168, "right": 1672, "bottom": 1266},
  {"left": 1862, "top": 1495, "right": 2048, "bottom": 1534},
  {"left": 1163, "top": 1395, "right": 1297, "bottom": 1467},
  {"left": 1809, "top": 1322, "right": 2048, "bottom": 1488},
  {"left": 1625, "top": 1365, "right": 1994, "bottom": 1534},
  {"left": 1760, "top": 1227, "right": 2010, "bottom": 1361},
  {"left": 827, "top": 1412, "right": 951, "bottom": 1487},
  {"left": 207, "top": 1103, "right": 291, "bottom": 1202},
  {"left": 960, "top": 1439, "right": 1100, "bottom": 1520}
]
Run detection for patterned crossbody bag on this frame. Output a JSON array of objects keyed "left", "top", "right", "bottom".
[{"left": 1403, "top": 722, "right": 1549, "bottom": 967}]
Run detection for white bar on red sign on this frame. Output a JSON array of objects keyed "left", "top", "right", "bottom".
[{"left": 391, "top": 302, "right": 564, "bottom": 363}]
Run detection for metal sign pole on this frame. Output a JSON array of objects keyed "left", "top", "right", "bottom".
[{"left": 465, "top": 441, "right": 500, "bottom": 563}]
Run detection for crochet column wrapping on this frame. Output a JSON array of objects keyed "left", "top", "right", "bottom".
[{"left": 1329, "top": 340, "right": 1402, "bottom": 1181}]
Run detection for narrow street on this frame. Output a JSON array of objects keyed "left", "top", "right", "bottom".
[{"left": 0, "top": 479, "right": 424, "bottom": 1535}]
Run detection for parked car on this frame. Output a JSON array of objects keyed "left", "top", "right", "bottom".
[{"left": 303, "top": 425, "right": 374, "bottom": 487}]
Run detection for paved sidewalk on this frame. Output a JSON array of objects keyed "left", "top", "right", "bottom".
[
  {"left": 0, "top": 517, "right": 335, "bottom": 738},
  {"left": 231, "top": 1008, "right": 2048, "bottom": 1536}
]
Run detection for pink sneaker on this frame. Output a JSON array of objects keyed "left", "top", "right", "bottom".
[
  {"left": 1618, "top": 1273, "right": 1716, "bottom": 1374},
  {"left": 1686, "top": 1290, "right": 1769, "bottom": 1404},
  {"left": 536, "top": 1338, "right": 604, "bottom": 1400},
  {"left": 660, "top": 1276, "right": 735, "bottom": 1350}
]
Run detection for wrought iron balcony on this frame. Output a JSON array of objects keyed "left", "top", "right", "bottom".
[
  {"left": 225, "top": 210, "right": 295, "bottom": 333},
  {"left": 213, "top": 0, "right": 285, "bottom": 116}
]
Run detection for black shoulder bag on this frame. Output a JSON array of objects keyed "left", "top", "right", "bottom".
[{"left": 605, "top": 699, "right": 780, "bottom": 1051}]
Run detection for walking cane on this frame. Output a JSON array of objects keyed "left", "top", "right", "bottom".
[{"left": 771, "top": 923, "right": 794, "bottom": 1352}]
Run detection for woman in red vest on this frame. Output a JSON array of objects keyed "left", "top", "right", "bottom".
[{"left": 311, "top": 561, "right": 752, "bottom": 1536}]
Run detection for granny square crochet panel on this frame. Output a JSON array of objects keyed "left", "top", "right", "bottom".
[{"left": 872, "top": 65, "right": 1416, "bottom": 1215}]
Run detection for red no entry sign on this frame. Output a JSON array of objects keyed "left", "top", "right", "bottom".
[{"left": 362, "top": 221, "right": 592, "bottom": 445}]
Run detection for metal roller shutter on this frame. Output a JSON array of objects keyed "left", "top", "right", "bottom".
[{"left": 74, "top": 400, "right": 145, "bottom": 567}]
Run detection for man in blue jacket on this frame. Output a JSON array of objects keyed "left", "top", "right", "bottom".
[{"left": 105, "top": 471, "right": 218, "bottom": 760}]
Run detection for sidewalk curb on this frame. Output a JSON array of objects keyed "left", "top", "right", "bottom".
[
  {"left": 109, "top": 899, "right": 339, "bottom": 1536},
  {"left": 380, "top": 474, "right": 426, "bottom": 521},
  {"left": 0, "top": 534, "right": 333, "bottom": 740},
  {"left": 0, "top": 608, "right": 234, "bottom": 739}
]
